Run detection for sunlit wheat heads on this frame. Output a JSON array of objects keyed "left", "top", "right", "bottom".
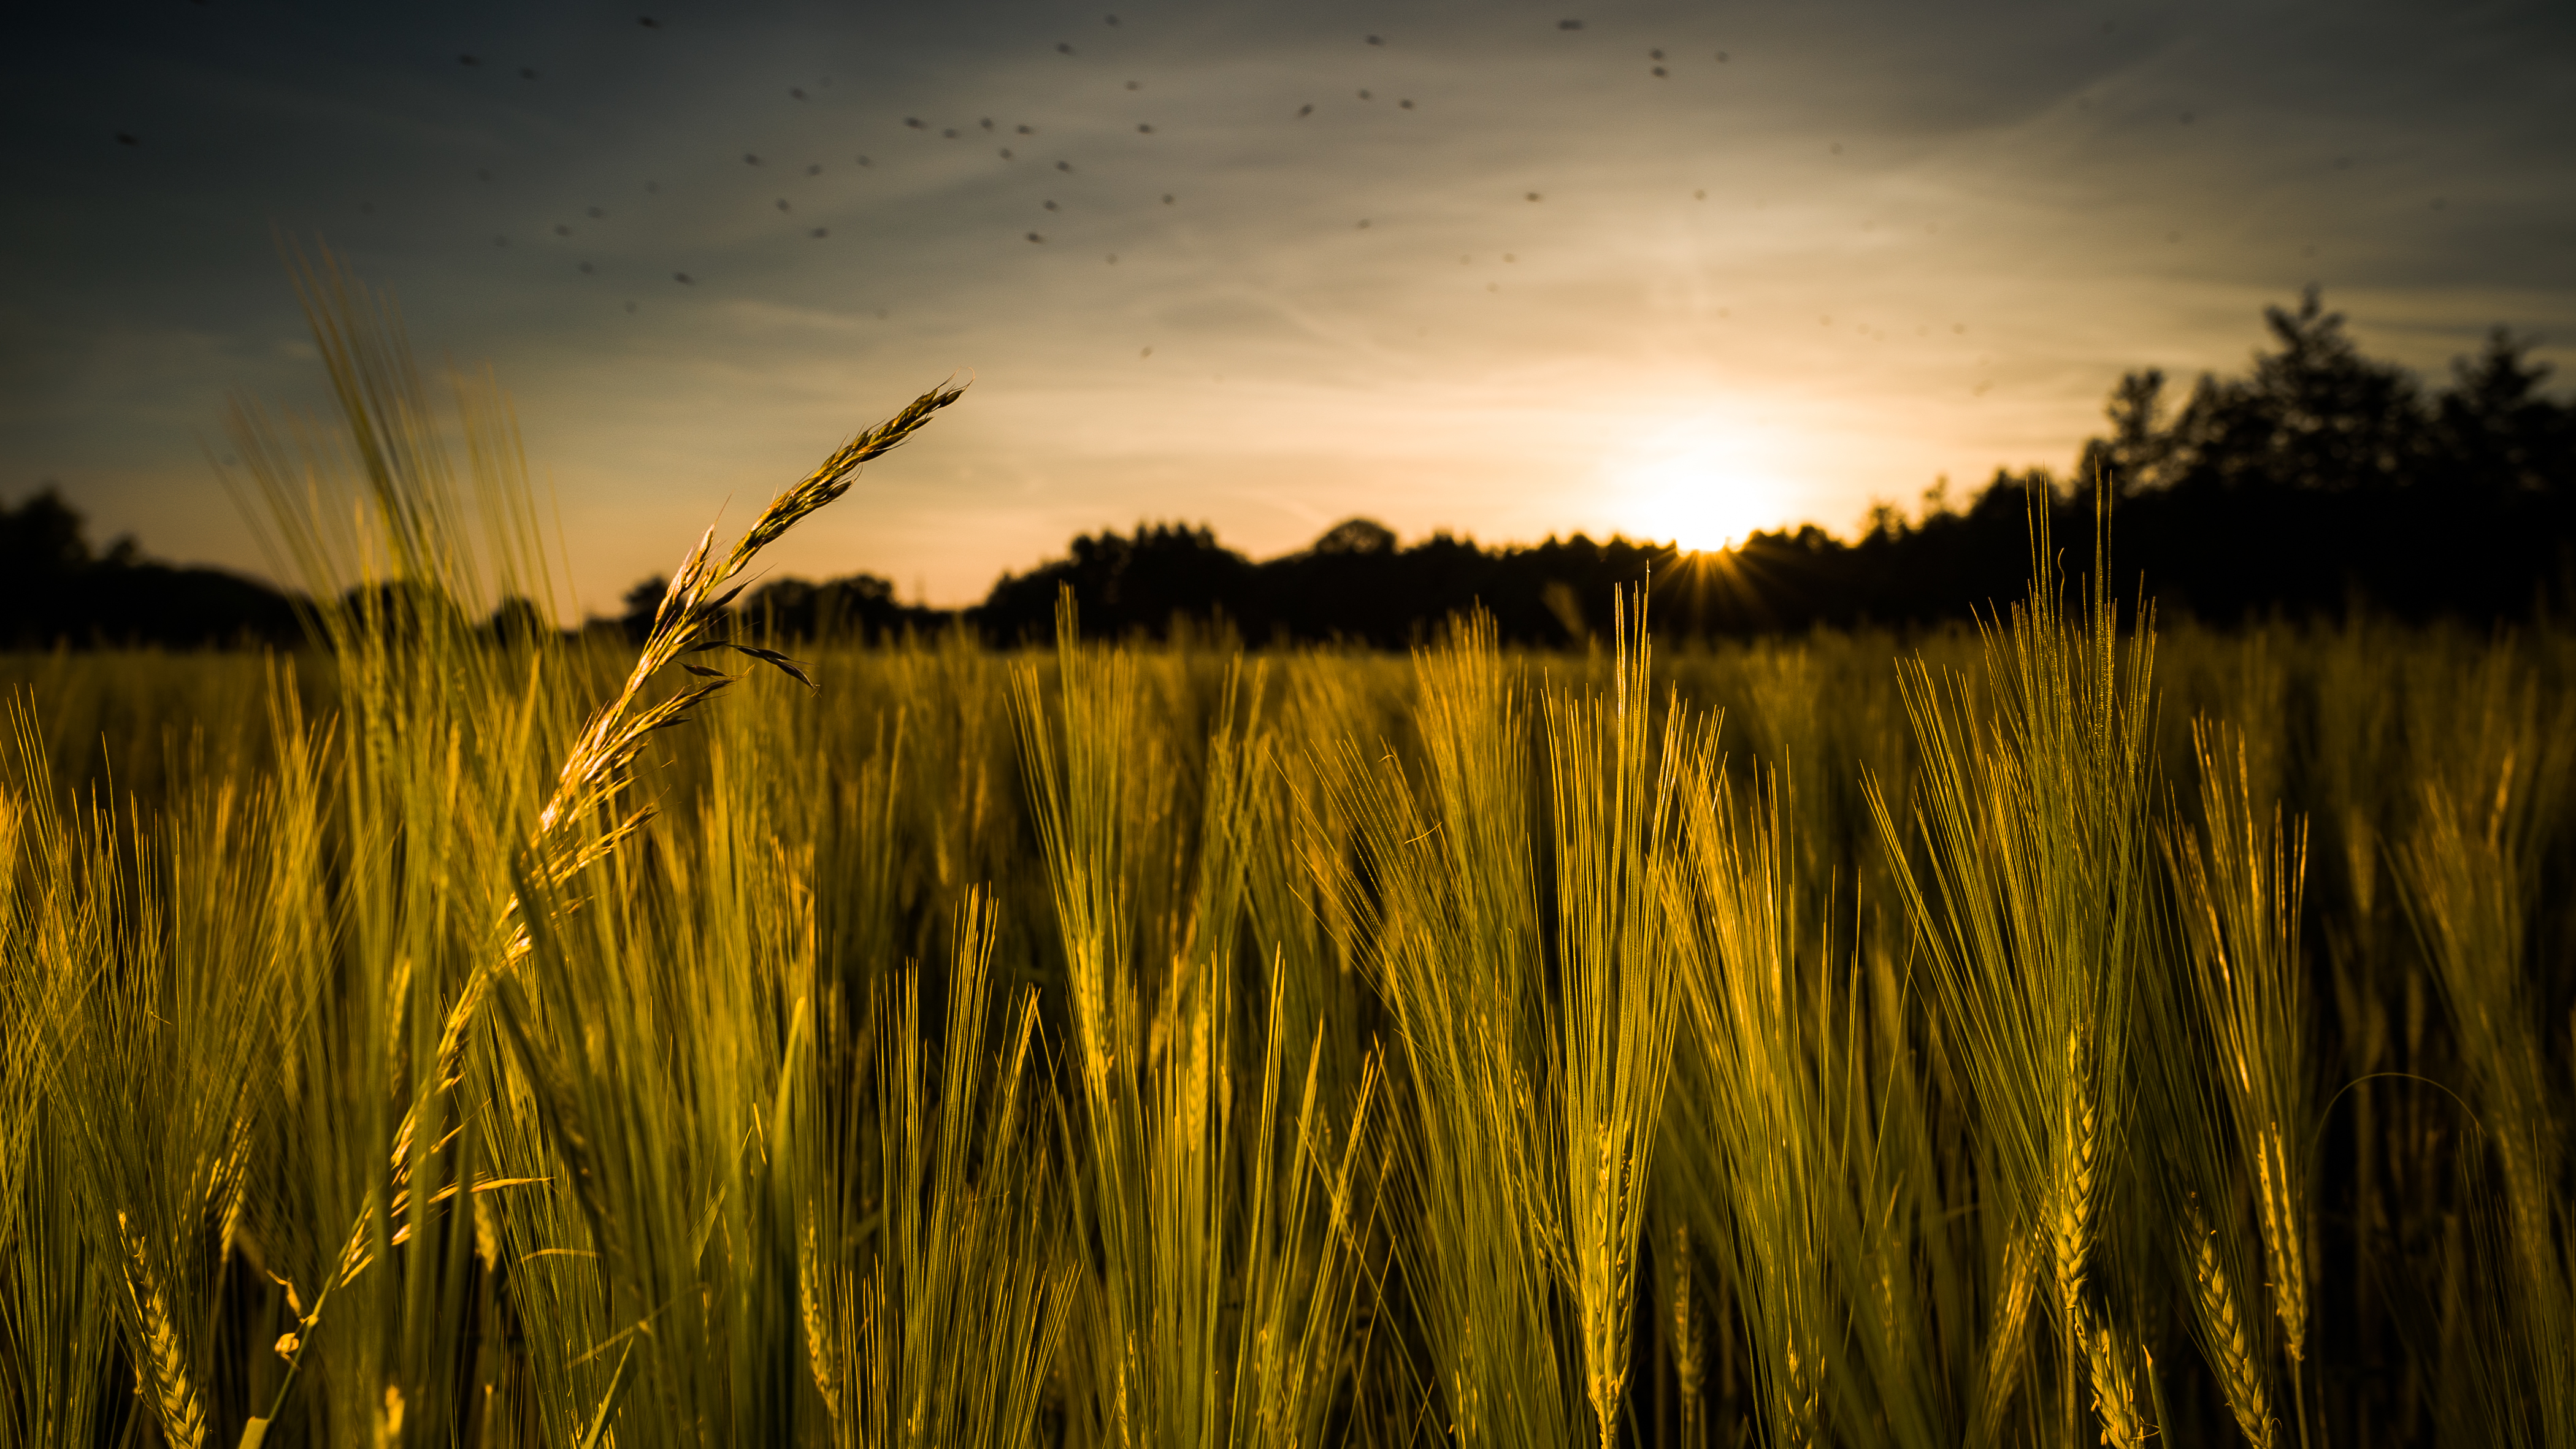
[
  {"left": 796, "top": 889, "right": 1071, "bottom": 1449},
  {"left": 1323, "top": 612, "right": 1568, "bottom": 1449},
  {"left": 1665, "top": 760, "right": 1834, "bottom": 1449},
  {"left": 2391, "top": 649, "right": 2576, "bottom": 1449},
  {"left": 1539, "top": 595, "right": 1684, "bottom": 1449},
  {"left": 1866, "top": 484, "right": 2159, "bottom": 1448}
]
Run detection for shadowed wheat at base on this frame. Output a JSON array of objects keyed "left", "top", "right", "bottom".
[{"left": 240, "top": 379, "right": 966, "bottom": 1449}]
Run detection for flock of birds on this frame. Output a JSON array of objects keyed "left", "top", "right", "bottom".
[
  {"left": 316, "top": 12, "right": 1750, "bottom": 324},
  {"left": 101, "top": 10, "right": 2060, "bottom": 378},
  {"left": 99, "top": 7, "right": 2412, "bottom": 377}
]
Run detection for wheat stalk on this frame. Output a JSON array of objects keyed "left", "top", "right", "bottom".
[{"left": 1972, "top": 1231, "right": 2041, "bottom": 1449}]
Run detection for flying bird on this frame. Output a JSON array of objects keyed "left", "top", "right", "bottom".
[
  {"left": 1027, "top": 232, "right": 1045, "bottom": 242},
  {"left": 638, "top": 16, "right": 656, "bottom": 27},
  {"left": 1367, "top": 34, "right": 1382, "bottom": 44},
  {"left": 459, "top": 54, "right": 478, "bottom": 65},
  {"left": 1137, "top": 123, "right": 1153, "bottom": 132},
  {"left": 811, "top": 227, "right": 828, "bottom": 237},
  {"left": 1297, "top": 104, "right": 1313, "bottom": 117},
  {"left": 791, "top": 88, "right": 807, "bottom": 99},
  {"left": 745, "top": 153, "right": 761, "bottom": 164},
  {"left": 1558, "top": 18, "right": 1582, "bottom": 29},
  {"left": 1056, "top": 160, "right": 1072, "bottom": 171},
  {"left": 115, "top": 132, "right": 139, "bottom": 145},
  {"left": 905, "top": 118, "right": 924, "bottom": 129},
  {"left": 1017, "top": 123, "right": 1034, "bottom": 134},
  {"left": 1056, "top": 42, "right": 1073, "bottom": 53},
  {"left": 674, "top": 272, "right": 694, "bottom": 282}
]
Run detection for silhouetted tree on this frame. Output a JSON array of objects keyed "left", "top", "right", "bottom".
[
  {"left": 975, "top": 522, "right": 1257, "bottom": 642},
  {"left": 2434, "top": 329, "right": 2574, "bottom": 499},
  {"left": 2077, "top": 370, "right": 2175, "bottom": 495},
  {"left": 483, "top": 595, "right": 552, "bottom": 644},
  {"left": 740, "top": 572, "right": 946, "bottom": 641},
  {"left": 2157, "top": 286, "right": 2431, "bottom": 495},
  {"left": 618, "top": 576, "right": 669, "bottom": 643},
  {"left": 0, "top": 486, "right": 299, "bottom": 648}
]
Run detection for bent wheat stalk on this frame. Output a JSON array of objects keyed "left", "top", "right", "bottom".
[{"left": 242, "top": 380, "right": 965, "bottom": 1449}]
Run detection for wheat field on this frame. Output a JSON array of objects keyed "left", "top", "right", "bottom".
[{"left": 2, "top": 264, "right": 2570, "bottom": 1449}]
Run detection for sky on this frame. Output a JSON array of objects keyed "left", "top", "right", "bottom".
[{"left": 5, "top": 0, "right": 2572, "bottom": 616}]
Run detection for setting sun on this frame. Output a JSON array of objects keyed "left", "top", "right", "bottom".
[{"left": 1610, "top": 442, "right": 1795, "bottom": 553}]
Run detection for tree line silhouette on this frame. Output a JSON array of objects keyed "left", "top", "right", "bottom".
[{"left": 8, "top": 288, "right": 2570, "bottom": 651}]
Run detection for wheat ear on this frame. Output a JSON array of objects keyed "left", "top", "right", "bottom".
[
  {"left": 2052, "top": 1030, "right": 2100, "bottom": 1327},
  {"left": 2080, "top": 1303, "right": 2152, "bottom": 1449},
  {"left": 116, "top": 1212, "right": 206, "bottom": 1449},
  {"left": 800, "top": 1215, "right": 844, "bottom": 1425},
  {"left": 1779, "top": 1334, "right": 1823, "bottom": 1449},
  {"left": 2252, "top": 1124, "right": 2309, "bottom": 1361},
  {"left": 1667, "top": 1221, "right": 1705, "bottom": 1449},
  {"left": 2185, "top": 1201, "right": 2277, "bottom": 1449}
]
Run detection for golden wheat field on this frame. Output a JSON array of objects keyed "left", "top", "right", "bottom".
[{"left": 2, "top": 272, "right": 2571, "bottom": 1449}]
